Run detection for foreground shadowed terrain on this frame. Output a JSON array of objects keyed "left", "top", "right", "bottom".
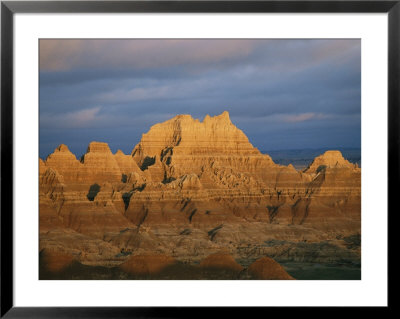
[
  {"left": 39, "top": 251, "right": 294, "bottom": 280},
  {"left": 39, "top": 111, "right": 361, "bottom": 280}
]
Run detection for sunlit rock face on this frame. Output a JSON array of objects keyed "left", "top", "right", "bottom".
[
  {"left": 114, "top": 149, "right": 142, "bottom": 177},
  {"left": 131, "top": 111, "right": 275, "bottom": 180},
  {"left": 80, "top": 141, "right": 123, "bottom": 183},
  {"left": 39, "top": 111, "right": 361, "bottom": 271},
  {"left": 44, "top": 144, "right": 82, "bottom": 183},
  {"left": 304, "top": 150, "right": 359, "bottom": 173}
]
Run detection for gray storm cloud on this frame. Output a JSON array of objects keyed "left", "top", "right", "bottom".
[{"left": 39, "top": 39, "right": 361, "bottom": 158}]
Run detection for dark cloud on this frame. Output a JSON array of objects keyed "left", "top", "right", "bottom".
[{"left": 39, "top": 39, "right": 361, "bottom": 158}]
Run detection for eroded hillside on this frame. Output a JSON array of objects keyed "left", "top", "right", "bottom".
[{"left": 39, "top": 111, "right": 361, "bottom": 279}]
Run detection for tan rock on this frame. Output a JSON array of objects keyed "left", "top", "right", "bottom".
[
  {"left": 131, "top": 112, "right": 276, "bottom": 182},
  {"left": 80, "top": 142, "right": 122, "bottom": 183},
  {"left": 45, "top": 144, "right": 82, "bottom": 182},
  {"left": 39, "top": 158, "right": 47, "bottom": 175},
  {"left": 303, "top": 150, "right": 358, "bottom": 174},
  {"left": 114, "top": 149, "right": 142, "bottom": 177},
  {"left": 39, "top": 111, "right": 361, "bottom": 272}
]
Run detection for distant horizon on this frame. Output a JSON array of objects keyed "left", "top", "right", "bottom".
[
  {"left": 40, "top": 128, "right": 361, "bottom": 161},
  {"left": 40, "top": 142, "right": 361, "bottom": 172},
  {"left": 39, "top": 110, "right": 361, "bottom": 159},
  {"left": 40, "top": 142, "right": 361, "bottom": 160},
  {"left": 40, "top": 39, "right": 361, "bottom": 158}
]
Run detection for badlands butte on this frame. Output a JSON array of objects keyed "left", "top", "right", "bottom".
[{"left": 39, "top": 111, "right": 361, "bottom": 280}]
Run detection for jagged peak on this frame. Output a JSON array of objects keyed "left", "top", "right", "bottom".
[
  {"left": 130, "top": 111, "right": 261, "bottom": 161},
  {"left": 203, "top": 111, "right": 231, "bottom": 124},
  {"left": 86, "top": 141, "right": 112, "bottom": 154},
  {"left": 55, "top": 144, "right": 70, "bottom": 152},
  {"left": 304, "top": 150, "right": 353, "bottom": 174},
  {"left": 319, "top": 150, "right": 345, "bottom": 160},
  {"left": 143, "top": 114, "right": 193, "bottom": 134},
  {"left": 217, "top": 110, "right": 230, "bottom": 121},
  {"left": 45, "top": 144, "right": 78, "bottom": 162},
  {"left": 143, "top": 111, "right": 232, "bottom": 134},
  {"left": 168, "top": 111, "right": 232, "bottom": 125},
  {"left": 287, "top": 163, "right": 296, "bottom": 170},
  {"left": 115, "top": 149, "right": 125, "bottom": 156},
  {"left": 175, "top": 114, "right": 193, "bottom": 120}
]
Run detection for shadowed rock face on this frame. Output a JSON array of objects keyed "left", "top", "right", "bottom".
[
  {"left": 39, "top": 111, "right": 361, "bottom": 277},
  {"left": 39, "top": 252, "right": 293, "bottom": 280},
  {"left": 39, "top": 249, "right": 76, "bottom": 273},
  {"left": 248, "top": 257, "right": 294, "bottom": 280},
  {"left": 200, "top": 252, "right": 244, "bottom": 272},
  {"left": 119, "top": 254, "right": 177, "bottom": 276}
]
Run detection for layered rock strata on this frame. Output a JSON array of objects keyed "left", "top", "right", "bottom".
[{"left": 39, "top": 111, "right": 361, "bottom": 272}]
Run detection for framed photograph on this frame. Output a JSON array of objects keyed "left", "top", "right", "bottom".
[{"left": 1, "top": 0, "right": 396, "bottom": 316}]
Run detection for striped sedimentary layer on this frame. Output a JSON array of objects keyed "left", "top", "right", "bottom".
[{"left": 39, "top": 111, "right": 361, "bottom": 267}]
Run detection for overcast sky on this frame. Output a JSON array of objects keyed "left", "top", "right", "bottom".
[{"left": 39, "top": 39, "right": 361, "bottom": 159}]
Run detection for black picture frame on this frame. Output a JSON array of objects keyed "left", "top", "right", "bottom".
[{"left": 1, "top": 0, "right": 396, "bottom": 317}]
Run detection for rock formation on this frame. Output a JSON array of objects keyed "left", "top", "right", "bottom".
[
  {"left": 199, "top": 252, "right": 244, "bottom": 272},
  {"left": 119, "top": 254, "right": 177, "bottom": 276},
  {"left": 80, "top": 142, "right": 123, "bottom": 183},
  {"left": 247, "top": 256, "right": 294, "bottom": 280},
  {"left": 39, "top": 248, "right": 76, "bottom": 273},
  {"left": 303, "top": 150, "right": 359, "bottom": 174},
  {"left": 45, "top": 144, "right": 82, "bottom": 183},
  {"left": 39, "top": 111, "right": 361, "bottom": 279}
]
